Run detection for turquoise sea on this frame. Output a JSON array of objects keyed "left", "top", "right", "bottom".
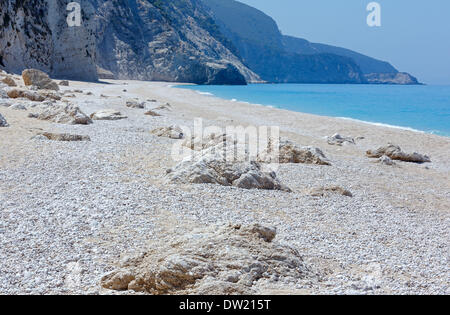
[{"left": 179, "top": 84, "right": 450, "bottom": 137}]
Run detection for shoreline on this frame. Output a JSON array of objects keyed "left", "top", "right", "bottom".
[{"left": 174, "top": 84, "right": 450, "bottom": 138}]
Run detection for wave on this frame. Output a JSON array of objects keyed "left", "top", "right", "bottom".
[
  {"left": 336, "top": 117, "right": 426, "bottom": 133},
  {"left": 196, "top": 91, "right": 214, "bottom": 96}
]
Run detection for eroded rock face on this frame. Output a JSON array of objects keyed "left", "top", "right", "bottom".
[
  {"left": 0, "top": 2, "right": 98, "bottom": 81},
  {"left": 101, "top": 224, "right": 316, "bottom": 294},
  {"left": 0, "top": 114, "right": 9, "bottom": 127},
  {"left": 327, "top": 133, "right": 355, "bottom": 146},
  {"left": 151, "top": 126, "right": 184, "bottom": 139},
  {"left": 165, "top": 144, "right": 291, "bottom": 192},
  {"left": 366, "top": 144, "right": 431, "bottom": 163},
  {"left": 22, "top": 69, "right": 59, "bottom": 91},
  {"left": 90, "top": 110, "right": 127, "bottom": 121}
]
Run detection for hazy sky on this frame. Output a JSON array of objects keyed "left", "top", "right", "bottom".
[{"left": 238, "top": 0, "right": 450, "bottom": 85}]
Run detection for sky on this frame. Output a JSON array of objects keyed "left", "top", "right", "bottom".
[{"left": 238, "top": 0, "right": 450, "bottom": 85}]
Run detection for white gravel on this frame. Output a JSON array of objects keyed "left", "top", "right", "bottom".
[{"left": 0, "top": 80, "right": 449, "bottom": 295}]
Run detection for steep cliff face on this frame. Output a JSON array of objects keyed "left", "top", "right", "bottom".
[
  {"left": 282, "top": 36, "right": 398, "bottom": 75},
  {"left": 0, "top": 0, "right": 259, "bottom": 84},
  {"left": 91, "top": 0, "right": 258, "bottom": 84},
  {"left": 201, "top": 0, "right": 365, "bottom": 84},
  {"left": 0, "top": 0, "right": 98, "bottom": 81}
]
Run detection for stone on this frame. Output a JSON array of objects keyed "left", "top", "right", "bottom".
[
  {"left": 366, "top": 144, "right": 431, "bottom": 163},
  {"left": 0, "top": 114, "right": 9, "bottom": 127},
  {"left": 30, "top": 103, "right": 92, "bottom": 125},
  {"left": 22, "top": 69, "right": 59, "bottom": 91},
  {"left": 261, "top": 140, "right": 331, "bottom": 165},
  {"left": 144, "top": 110, "right": 162, "bottom": 117},
  {"left": 0, "top": 87, "right": 8, "bottom": 99},
  {"left": 100, "top": 224, "right": 317, "bottom": 294},
  {"left": 9, "top": 104, "right": 27, "bottom": 111},
  {"left": 151, "top": 125, "right": 184, "bottom": 139},
  {"left": 376, "top": 155, "right": 395, "bottom": 166},
  {"left": 126, "top": 99, "right": 145, "bottom": 109},
  {"left": 90, "top": 109, "right": 127, "bottom": 121},
  {"left": 59, "top": 80, "right": 69, "bottom": 86},
  {"left": 182, "top": 132, "right": 229, "bottom": 151},
  {"left": 308, "top": 186, "right": 353, "bottom": 197},
  {"left": 1, "top": 76, "right": 17, "bottom": 87},
  {"left": 327, "top": 133, "right": 355, "bottom": 146},
  {"left": 6, "top": 89, "right": 45, "bottom": 102},
  {"left": 38, "top": 91, "right": 62, "bottom": 101},
  {"left": 165, "top": 144, "right": 291, "bottom": 192},
  {"left": 38, "top": 132, "right": 91, "bottom": 142}
]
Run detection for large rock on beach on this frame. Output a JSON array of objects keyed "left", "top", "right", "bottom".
[
  {"left": 29, "top": 103, "right": 92, "bottom": 125},
  {"left": 366, "top": 144, "right": 431, "bottom": 163},
  {"left": 166, "top": 144, "right": 291, "bottom": 192},
  {"left": 260, "top": 140, "right": 331, "bottom": 165},
  {"left": 22, "top": 69, "right": 59, "bottom": 91},
  {"left": 101, "top": 224, "right": 316, "bottom": 294},
  {"left": 6, "top": 89, "right": 45, "bottom": 102}
]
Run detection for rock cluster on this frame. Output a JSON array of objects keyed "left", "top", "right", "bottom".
[
  {"left": 101, "top": 224, "right": 316, "bottom": 294},
  {"left": 166, "top": 143, "right": 291, "bottom": 192},
  {"left": 366, "top": 144, "right": 431, "bottom": 163}
]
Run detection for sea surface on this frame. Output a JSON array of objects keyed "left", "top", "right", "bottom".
[{"left": 178, "top": 84, "right": 450, "bottom": 137}]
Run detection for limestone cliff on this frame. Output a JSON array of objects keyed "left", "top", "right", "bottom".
[
  {"left": 0, "top": 0, "right": 98, "bottom": 81},
  {"left": 0, "top": 0, "right": 259, "bottom": 84}
]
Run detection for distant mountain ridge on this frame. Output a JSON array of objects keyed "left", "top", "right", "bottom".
[{"left": 202, "top": 0, "right": 420, "bottom": 85}]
